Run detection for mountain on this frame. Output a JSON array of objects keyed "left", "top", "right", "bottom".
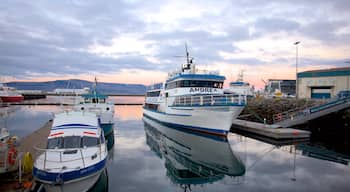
[{"left": 6, "top": 79, "right": 146, "bottom": 95}]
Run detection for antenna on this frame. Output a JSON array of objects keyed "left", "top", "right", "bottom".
[{"left": 185, "top": 43, "right": 190, "bottom": 64}]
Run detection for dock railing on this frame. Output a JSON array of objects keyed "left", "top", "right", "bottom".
[
  {"left": 273, "top": 96, "right": 350, "bottom": 124},
  {"left": 171, "top": 94, "right": 246, "bottom": 107}
]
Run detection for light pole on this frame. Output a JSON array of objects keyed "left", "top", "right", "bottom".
[{"left": 294, "top": 41, "right": 300, "bottom": 99}]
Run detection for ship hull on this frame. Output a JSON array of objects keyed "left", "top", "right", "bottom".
[
  {"left": 0, "top": 95, "right": 24, "bottom": 102},
  {"left": 38, "top": 168, "right": 103, "bottom": 192},
  {"left": 143, "top": 105, "right": 244, "bottom": 136}
]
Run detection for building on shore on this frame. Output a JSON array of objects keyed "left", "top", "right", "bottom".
[
  {"left": 53, "top": 87, "right": 90, "bottom": 95},
  {"left": 297, "top": 67, "right": 350, "bottom": 99}
]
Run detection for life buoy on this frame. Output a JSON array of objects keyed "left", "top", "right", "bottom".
[
  {"left": 7, "top": 147, "right": 17, "bottom": 165},
  {"left": 276, "top": 113, "right": 282, "bottom": 121}
]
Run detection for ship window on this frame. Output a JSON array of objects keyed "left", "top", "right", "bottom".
[
  {"left": 146, "top": 91, "right": 161, "bottom": 97},
  {"left": 165, "top": 80, "right": 223, "bottom": 89},
  {"left": 47, "top": 137, "right": 63, "bottom": 149},
  {"left": 82, "top": 136, "right": 99, "bottom": 147},
  {"left": 63, "top": 136, "right": 81, "bottom": 149}
]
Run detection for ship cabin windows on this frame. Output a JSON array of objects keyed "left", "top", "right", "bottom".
[
  {"left": 144, "top": 103, "right": 158, "bottom": 110},
  {"left": 47, "top": 136, "right": 100, "bottom": 149},
  {"left": 146, "top": 90, "right": 161, "bottom": 97},
  {"left": 84, "top": 98, "right": 106, "bottom": 104},
  {"left": 165, "top": 80, "right": 223, "bottom": 90}
]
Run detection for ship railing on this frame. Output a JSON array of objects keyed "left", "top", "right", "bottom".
[
  {"left": 171, "top": 94, "right": 246, "bottom": 107},
  {"left": 34, "top": 144, "right": 104, "bottom": 171}
]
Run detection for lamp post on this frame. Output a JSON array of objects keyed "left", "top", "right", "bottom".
[{"left": 294, "top": 41, "right": 300, "bottom": 99}]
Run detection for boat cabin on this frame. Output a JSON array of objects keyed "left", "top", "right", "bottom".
[{"left": 81, "top": 93, "right": 107, "bottom": 104}]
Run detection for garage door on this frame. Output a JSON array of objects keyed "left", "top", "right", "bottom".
[{"left": 311, "top": 87, "right": 331, "bottom": 99}]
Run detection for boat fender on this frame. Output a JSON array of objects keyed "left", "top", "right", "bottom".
[
  {"left": 7, "top": 147, "right": 17, "bottom": 165},
  {"left": 23, "top": 152, "right": 34, "bottom": 173},
  {"left": 276, "top": 113, "right": 282, "bottom": 121}
]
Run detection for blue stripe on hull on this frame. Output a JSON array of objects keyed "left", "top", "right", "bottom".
[
  {"left": 143, "top": 115, "right": 228, "bottom": 142},
  {"left": 143, "top": 109, "right": 229, "bottom": 137},
  {"left": 33, "top": 158, "right": 107, "bottom": 184}
]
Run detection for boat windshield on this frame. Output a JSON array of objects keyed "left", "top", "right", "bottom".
[
  {"left": 47, "top": 137, "right": 63, "bottom": 149},
  {"left": 64, "top": 136, "right": 81, "bottom": 148},
  {"left": 82, "top": 136, "right": 99, "bottom": 147},
  {"left": 47, "top": 136, "right": 100, "bottom": 149}
]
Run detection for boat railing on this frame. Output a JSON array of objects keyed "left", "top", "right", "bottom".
[
  {"left": 171, "top": 94, "right": 246, "bottom": 107},
  {"left": 34, "top": 144, "right": 104, "bottom": 170}
]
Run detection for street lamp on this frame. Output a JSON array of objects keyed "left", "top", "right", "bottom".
[{"left": 294, "top": 41, "right": 300, "bottom": 99}]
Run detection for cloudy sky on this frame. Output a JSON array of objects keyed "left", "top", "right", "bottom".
[{"left": 1, "top": 0, "right": 349, "bottom": 88}]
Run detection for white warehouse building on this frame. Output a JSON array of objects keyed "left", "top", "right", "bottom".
[{"left": 297, "top": 67, "right": 350, "bottom": 99}]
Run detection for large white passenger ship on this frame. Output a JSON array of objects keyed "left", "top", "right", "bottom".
[{"left": 143, "top": 48, "right": 246, "bottom": 136}]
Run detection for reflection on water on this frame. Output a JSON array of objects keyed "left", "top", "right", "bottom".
[
  {"left": 2, "top": 104, "right": 350, "bottom": 191},
  {"left": 143, "top": 116, "right": 245, "bottom": 189},
  {"left": 0, "top": 105, "right": 58, "bottom": 137},
  {"left": 88, "top": 168, "right": 109, "bottom": 192},
  {"left": 89, "top": 132, "right": 115, "bottom": 192},
  {"left": 115, "top": 105, "right": 143, "bottom": 121}
]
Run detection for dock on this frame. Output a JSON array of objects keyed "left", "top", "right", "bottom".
[
  {"left": 231, "top": 119, "right": 310, "bottom": 140},
  {"left": 18, "top": 120, "right": 51, "bottom": 159}
]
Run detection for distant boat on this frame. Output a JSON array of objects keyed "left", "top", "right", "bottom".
[
  {"left": 0, "top": 84, "right": 24, "bottom": 103},
  {"left": 143, "top": 116, "right": 245, "bottom": 186},
  {"left": 143, "top": 46, "right": 246, "bottom": 136},
  {"left": 33, "top": 111, "right": 108, "bottom": 192},
  {"left": 225, "top": 70, "right": 254, "bottom": 97},
  {"left": 74, "top": 78, "right": 115, "bottom": 137}
]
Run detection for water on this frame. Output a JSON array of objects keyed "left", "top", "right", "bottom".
[{"left": 1, "top": 98, "right": 350, "bottom": 191}]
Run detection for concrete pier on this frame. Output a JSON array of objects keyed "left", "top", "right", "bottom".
[
  {"left": 18, "top": 121, "right": 52, "bottom": 159},
  {"left": 231, "top": 119, "right": 310, "bottom": 140}
]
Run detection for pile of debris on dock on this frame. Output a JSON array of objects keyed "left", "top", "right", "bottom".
[{"left": 239, "top": 97, "right": 322, "bottom": 124}]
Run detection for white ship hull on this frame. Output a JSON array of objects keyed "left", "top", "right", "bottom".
[
  {"left": 41, "top": 169, "right": 102, "bottom": 192},
  {"left": 143, "top": 105, "right": 244, "bottom": 136}
]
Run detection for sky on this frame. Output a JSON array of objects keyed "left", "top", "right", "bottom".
[{"left": 0, "top": 0, "right": 349, "bottom": 89}]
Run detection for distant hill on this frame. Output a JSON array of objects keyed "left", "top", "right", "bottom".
[{"left": 6, "top": 79, "right": 146, "bottom": 95}]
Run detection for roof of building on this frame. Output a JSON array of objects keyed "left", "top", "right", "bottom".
[{"left": 298, "top": 67, "right": 350, "bottom": 78}]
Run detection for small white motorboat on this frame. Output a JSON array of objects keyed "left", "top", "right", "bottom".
[{"left": 33, "top": 111, "right": 108, "bottom": 192}]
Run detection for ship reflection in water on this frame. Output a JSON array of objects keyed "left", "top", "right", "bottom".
[{"left": 143, "top": 116, "right": 245, "bottom": 190}]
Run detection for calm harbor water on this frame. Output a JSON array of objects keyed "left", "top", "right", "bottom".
[{"left": 1, "top": 97, "right": 350, "bottom": 191}]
